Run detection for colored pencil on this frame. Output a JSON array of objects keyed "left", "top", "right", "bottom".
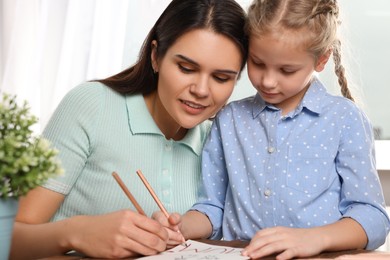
[
  {"left": 136, "top": 170, "right": 170, "bottom": 218},
  {"left": 136, "top": 169, "right": 186, "bottom": 244},
  {"left": 112, "top": 171, "right": 146, "bottom": 216}
]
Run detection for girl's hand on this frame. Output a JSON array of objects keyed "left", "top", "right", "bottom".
[
  {"left": 241, "top": 226, "right": 324, "bottom": 260},
  {"left": 152, "top": 211, "right": 185, "bottom": 248},
  {"left": 69, "top": 210, "right": 168, "bottom": 258}
]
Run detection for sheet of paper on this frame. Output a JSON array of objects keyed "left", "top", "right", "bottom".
[{"left": 138, "top": 240, "right": 249, "bottom": 260}]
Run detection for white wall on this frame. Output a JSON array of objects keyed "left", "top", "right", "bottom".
[{"left": 319, "top": 0, "right": 390, "bottom": 140}]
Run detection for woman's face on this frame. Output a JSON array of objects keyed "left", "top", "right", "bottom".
[{"left": 151, "top": 29, "right": 242, "bottom": 132}]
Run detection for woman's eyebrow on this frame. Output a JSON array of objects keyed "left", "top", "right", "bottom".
[
  {"left": 175, "top": 54, "right": 239, "bottom": 76},
  {"left": 175, "top": 54, "right": 199, "bottom": 66}
]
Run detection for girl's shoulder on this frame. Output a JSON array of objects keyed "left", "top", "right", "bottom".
[
  {"left": 220, "top": 95, "right": 257, "bottom": 114},
  {"left": 324, "top": 92, "right": 367, "bottom": 116},
  {"left": 322, "top": 93, "right": 373, "bottom": 130}
]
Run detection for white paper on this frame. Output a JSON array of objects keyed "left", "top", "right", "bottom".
[{"left": 138, "top": 240, "right": 249, "bottom": 259}]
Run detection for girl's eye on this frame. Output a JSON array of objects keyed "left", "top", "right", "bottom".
[
  {"left": 281, "top": 69, "right": 296, "bottom": 75},
  {"left": 251, "top": 59, "right": 265, "bottom": 68},
  {"left": 178, "top": 64, "right": 194, "bottom": 73}
]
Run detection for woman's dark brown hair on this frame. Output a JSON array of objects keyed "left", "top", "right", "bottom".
[{"left": 96, "top": 0, "right": 248, "bottom": 95}]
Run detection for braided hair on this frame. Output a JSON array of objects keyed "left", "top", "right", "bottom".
[{"left": 246, "top": 0, "right": 353, "bottom": 101}]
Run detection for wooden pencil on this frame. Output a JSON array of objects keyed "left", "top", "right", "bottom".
[
  {"left": 136, "top": 169, "right": 187, "bottom": 244},
  {"left": 112, "top": 171, "right": 146, "bottom": 216},
  {"left": 136, "top": 169, "right": 170, "bottom": 218}
]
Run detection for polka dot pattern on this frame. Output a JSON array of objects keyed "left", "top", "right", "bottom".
[{"left": 191, "top": 79, "right": 390, "bottom": 250}]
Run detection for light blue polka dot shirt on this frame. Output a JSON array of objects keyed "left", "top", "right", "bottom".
[{"left": 191, "top": 78, "right": 390, "bottom": 250}]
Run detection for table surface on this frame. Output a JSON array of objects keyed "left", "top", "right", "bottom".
[{"left": 41, "top": 239, "right": 390, "bottom": 260}]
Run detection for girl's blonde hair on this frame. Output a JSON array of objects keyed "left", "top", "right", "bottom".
[{"left": 246, "top": 0, "right": 354, "bottom": 101}]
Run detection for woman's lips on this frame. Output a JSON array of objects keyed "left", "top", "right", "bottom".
[{"left": 180, "top": 100, "right": 207, "bottom": 115}]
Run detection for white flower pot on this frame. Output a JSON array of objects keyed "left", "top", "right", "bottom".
[{"left": 0, "top": 199, "right": 19, "bottom": 260}]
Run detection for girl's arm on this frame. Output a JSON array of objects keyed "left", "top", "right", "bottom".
[
  {"left": 313, "top": 217, "right": 367, "bottom": 251},
  {"left": 153, "top": 210, "right": 212, "bottom": 247},
  {"left": 242, "top": 217, "right": 367, "bottom": 260},
  {"left": 10, "top": 186, "right": 168, "bottom": 259},
  {"left": 181, "top": 210, "right": 213, "bottom": 239}
]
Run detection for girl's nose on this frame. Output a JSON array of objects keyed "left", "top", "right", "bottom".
[{"left": 262, "top": 71, "right": 277, "bottom": 89}]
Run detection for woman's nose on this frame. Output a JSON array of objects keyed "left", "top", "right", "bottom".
[{"left": 189, "top": 77, "right": 209, "bottom": 98}]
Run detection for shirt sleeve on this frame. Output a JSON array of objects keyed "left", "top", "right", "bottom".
[
  {"left": 191, "top": 115, "right": 229, "bottom": 240},
  {"left": 336, "top": 104, "right": 390, "bottom": 249},
  {"left": 41, "top": 82, "right": 104, "bottom": 194}
]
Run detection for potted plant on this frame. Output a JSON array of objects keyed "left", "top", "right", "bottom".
[{"left": 0, "top": 93, "right": 63, "bottom": 259}]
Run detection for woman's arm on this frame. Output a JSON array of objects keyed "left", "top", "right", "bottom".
[
  {"left": 11, "top": 187, "right": 70, "bottom": 259},
  {"left": 11, "top": 186, "right": 168, "bottom": 259}
]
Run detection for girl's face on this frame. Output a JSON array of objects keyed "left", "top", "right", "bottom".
[
  {"left": 149, "top": 29, "right": 242, "bottom": 137},
  {"left": 247, "top": 32, "right": 329, "bottom": 115}
]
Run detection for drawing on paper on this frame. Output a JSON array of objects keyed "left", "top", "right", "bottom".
[{"left": 138, "top": 240, "right": 249, "bottom": 260}]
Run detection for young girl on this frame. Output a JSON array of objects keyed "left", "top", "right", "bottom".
[{"left": 156, "top": 0, "right": 390, "bottom": 259}]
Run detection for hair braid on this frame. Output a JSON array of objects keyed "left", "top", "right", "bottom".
[
  {"left": 310, "top": 0, "right": 339, "bottom": 19},
  {"left": 333, "top": 39, "right": 354, "bottom": 101}
]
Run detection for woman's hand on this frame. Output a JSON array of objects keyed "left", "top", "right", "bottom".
[
  {"left": 12, "top": 187, "right": 169, "bottom": 259},
  {"left": 68, "top": 210, "right": 168, "bottom": 258},
  {"left": 152, "top": 211, "right": 185, "bottom": 248}
]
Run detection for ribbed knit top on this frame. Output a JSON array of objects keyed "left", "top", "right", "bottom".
[{"left": 42, "top": 82, "right": 211, "bottom": 220}]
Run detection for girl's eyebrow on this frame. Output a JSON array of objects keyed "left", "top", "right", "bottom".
[
  {"left": 175, "top": 54, "right": 239, "bottom": 76},
  {"left": 250, "top": 54, "right": 301, "bottom": 69}
]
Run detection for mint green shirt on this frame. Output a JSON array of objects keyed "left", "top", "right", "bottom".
[{"left": 42, "top": 82, "right": 211, "bottom": 221}]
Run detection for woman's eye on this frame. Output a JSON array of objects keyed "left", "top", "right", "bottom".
[
  {"left": 213, "top": 75, "right": 230, "bottom": 83},
  {"left": 178, "top": 64, "right": 194, "bottom": 73}
]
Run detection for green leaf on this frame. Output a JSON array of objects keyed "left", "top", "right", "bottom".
[{"left": 0, "top": 93, "right": 63, "bottom": 199}]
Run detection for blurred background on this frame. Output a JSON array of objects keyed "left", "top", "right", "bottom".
[{"left": 1, "top": 0, "right": 389, "bottom": 139}]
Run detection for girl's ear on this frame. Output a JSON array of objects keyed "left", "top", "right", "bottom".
[
  {"left": 315, "top": 49, "right": 332, "bottom": 72},
  {"left": 151, "top": 40, "right": 159, "bottom": 73}
]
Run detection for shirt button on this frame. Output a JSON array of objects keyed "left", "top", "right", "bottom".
[
  {"left": 163, "top": 190, "right": 170, "bottom": 196},
  {"left": 264, "top": 189, "right": 272, "bottom": 197},
  {"left": 165, "top": 144, "right": 172, "bottom": 151},
  {"left": 268, "top": 147, "right": 275, "bottom": 153},
  {"left": 162, "top": 169, "right": 168, "bottom": 176}
]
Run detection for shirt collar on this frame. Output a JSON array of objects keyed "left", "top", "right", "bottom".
[
  {"left": 126, "top": 94, "right": 204, "bottom": 156},
  {"left": 299, "top": 77, "right": 327, "bottom": 115},
  {"left": 251, "top": 77, "right": 327, "bottom": 118},
  {"left": 251, "top": 93, "right": 277, "bottom": 118},
  {"left": 126, "top": 94, "right": 161, "bottom": 135}
]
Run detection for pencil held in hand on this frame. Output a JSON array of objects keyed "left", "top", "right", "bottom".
[
  {"left": 112, "top": 171, "right": 146, "bottom": 216},
  {"left": 136, "top": 169, "right": 186, "bottom": 244},
  {"left": 136, "top": 170, "right": 170, "bottom": 218}
]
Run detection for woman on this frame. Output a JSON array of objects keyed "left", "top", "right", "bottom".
[{"left": 10, "top": 0, "right": 248, "bottom": 259}]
